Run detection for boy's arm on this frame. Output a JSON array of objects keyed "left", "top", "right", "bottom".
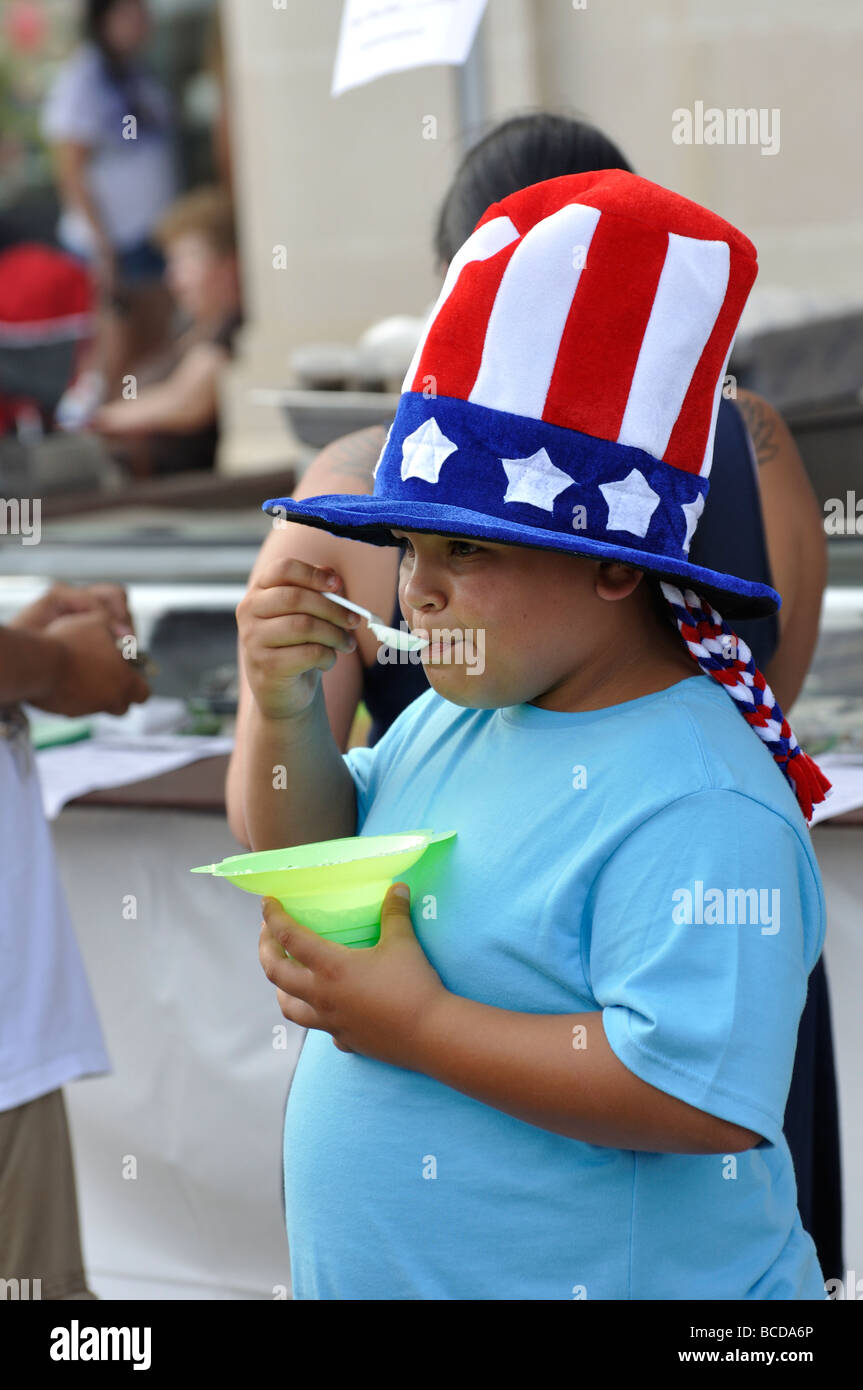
[
  {"left": 262, "top": 889, "right": 764, "bottom": 1157},
  {"left": 226, "top": 427, "right": 387, "bottom": 845},
  {"left": 263, "top": 774, "right": 801, "bottom": 1160},
  {"left": 412, "top": 994, "right": 762, "bottom": 1154},
  {"left": 233, "top": 558, "right": 362, "bottom": 850},
  {"left": 237, "top": 681, "right": 358, "bottom": 850}
]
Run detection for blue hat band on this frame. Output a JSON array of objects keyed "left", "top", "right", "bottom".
[{"left": 375, "top": 393, "right": 709, "bottom": 566}]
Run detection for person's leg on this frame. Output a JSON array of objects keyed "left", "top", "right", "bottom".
[
  {"left": 96, "top": 300, "right": 130, "bottom": 400},
  {"left": 121, "top": 283, "right": 174, "bottom": 372},
  {"left": 0, "top": 1089, "right": 98, "bottom": 1300},
  {"left": 115, "top": 242, "right": 174, "bottom": 371}
]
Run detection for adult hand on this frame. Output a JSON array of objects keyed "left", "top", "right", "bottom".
[
  {"left": 32, "top": 610, "right": 150, "bottom": 717},
  {"left": 258, "top": 884, "right": 448, "bottom": 1068},
  {"left": 10, "top": 582, "right": 135, "bottom": 640}
]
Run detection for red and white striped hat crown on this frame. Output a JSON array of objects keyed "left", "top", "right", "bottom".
[{"left": 403, "top": 169, "right": 756, "bottom": 484}]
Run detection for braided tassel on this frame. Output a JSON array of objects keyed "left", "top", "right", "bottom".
[{"left": 659, "top": 583, "right": 833, "bottom": 823}]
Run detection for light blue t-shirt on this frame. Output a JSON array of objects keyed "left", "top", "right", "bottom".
[{"left": 283, "top": 672, "right": 827, "bottom": 1300}]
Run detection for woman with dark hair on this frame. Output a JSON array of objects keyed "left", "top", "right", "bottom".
[
  {"left": 41, "top": 0, "right": 176, "bottom": 414},
  {"left": 434, "top": 113, "right": 633, "bottom": 270},
  {"left": 228, "top": 112, "right": 841, "bottom": 1286}
]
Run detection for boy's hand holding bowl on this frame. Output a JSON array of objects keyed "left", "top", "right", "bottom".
[{"left": 259, "top": 883, "right": 448, "bottom": 1068}]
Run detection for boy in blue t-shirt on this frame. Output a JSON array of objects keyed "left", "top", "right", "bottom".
[{"left": 241, "top": 171, "right": 832, "bottom": 1299}]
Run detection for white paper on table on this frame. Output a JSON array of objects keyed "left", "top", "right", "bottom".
[
  {"left": 332, "top": 0, "right": 488, "bottom": 96},
  {"left": 808, "top": 754, "right": 863, "bottom": 826},
  {"left": 35, "top": 736, "right": 234, "bottom": 821}
]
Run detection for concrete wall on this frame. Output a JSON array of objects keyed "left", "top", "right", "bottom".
[
  {"left": 218, "top": 0, "right": 863, "bottom": 469},
  {"left": 218, "top": 0, "right": 458, "bottom": 469},
  {"left": 533, "top": 0, "right": 863, "bottom": 302}
]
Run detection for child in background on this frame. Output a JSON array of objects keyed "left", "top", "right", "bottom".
[
  {"left": 241, "top": 171, "right": 832, "bottom": 1299},
  {"left": 91, "top": 186, "right": 241, "bottom": 474}
]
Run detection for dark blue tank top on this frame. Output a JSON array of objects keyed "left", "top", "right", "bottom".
[{"left": 362, "top": 396, "right": 779, "bottom": 745}]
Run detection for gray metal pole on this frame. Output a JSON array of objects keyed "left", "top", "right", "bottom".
[{"left": 454, "top": 12, "right": 488, "bottom": 153}]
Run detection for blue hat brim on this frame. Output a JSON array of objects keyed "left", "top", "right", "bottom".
[{"left": 261, "top": 493, "right": 780, "bottom": 620}]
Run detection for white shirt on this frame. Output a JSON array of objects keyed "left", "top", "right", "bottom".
[
  {"left": 41, "top": 44, "right": 176, "bottom": 255},
  {"left": 0, "top": 718, "right": 110, "bottom": 1111}
]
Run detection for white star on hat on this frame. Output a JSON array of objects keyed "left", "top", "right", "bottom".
[
  {"left": 500, "top": 448, "right": 573, "bottom": 513},
  {"left": 400, "top": 417, "right": 457, "bottom": 484},
  {"left": 372, "top": 423, "right": 393, "bottom": 481},
  {"left": 680, "top": 493, "right": 705, "bottom": 553},
  {"left": 599, "top": 469, "right": 660, "bottom": 538}
]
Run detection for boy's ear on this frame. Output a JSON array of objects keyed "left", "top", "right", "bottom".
[{"left": 594, "top": 562, "right": 644, "bottom": 602}]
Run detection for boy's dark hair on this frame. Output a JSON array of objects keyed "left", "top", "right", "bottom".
[
  {"left": 434, "top": 112, "right": 634, "bottom": 266},
  {"left": 642, "top": 573, "right": 678, "bottom": 634}
]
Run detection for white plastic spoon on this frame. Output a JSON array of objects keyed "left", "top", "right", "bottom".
[{"left": 323, "top": 590, "right": 428, "bottom": 652}]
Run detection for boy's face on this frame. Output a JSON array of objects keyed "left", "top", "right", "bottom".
[{"left": 390, "top": 529, "right": 646, "bottom": 709}]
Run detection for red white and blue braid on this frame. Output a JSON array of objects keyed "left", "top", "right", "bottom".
[{"left": 660, "top": 583, "right": 832, "bottom": 823}]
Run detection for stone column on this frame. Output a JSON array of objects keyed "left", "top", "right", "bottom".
[{"left": 217, "top": 0, "right": 470, "bottom": 474}]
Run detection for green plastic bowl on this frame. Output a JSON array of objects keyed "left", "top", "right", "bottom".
[{"left": 191, "top": 829, "right": 456, "bottom": 948}]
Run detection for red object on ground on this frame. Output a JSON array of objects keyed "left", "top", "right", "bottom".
[
  {"left": 0, "top": 243, "right": 93, "bottom": 337},
  {"left": 0, "top": 243, "right": 94, "bottom": 431}
]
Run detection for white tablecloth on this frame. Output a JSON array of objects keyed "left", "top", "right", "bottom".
[{"left": 56, "top": 808, "right": 304, "bottom": 1300}]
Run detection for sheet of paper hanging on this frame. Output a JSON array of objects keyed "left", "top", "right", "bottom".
[
  {"left": 808, "top": 753, "right": 863, "bottom": 825},
  {"left": 331, "top": 0, "right": 488, "bottom": 96}
]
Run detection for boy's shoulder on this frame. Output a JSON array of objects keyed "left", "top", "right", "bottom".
[
  {"left": 375, "top": 675, "right": 812, "bottom": 839},
  {"left": 660, "top": 674, "right": 803, "bottom": 812}
]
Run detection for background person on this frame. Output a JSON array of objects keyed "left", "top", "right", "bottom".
[
  {"left": 91, "top": 185, "right": 241, "bottom": 475},
  {"left": 42, "top": 0, "right": 177, "bottom": 415},
  {"left": 0, "top": 583, "right": 149, "bottom": 1300}
]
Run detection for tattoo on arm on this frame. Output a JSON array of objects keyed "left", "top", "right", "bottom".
[
  {"left": 737, "top": 395, "right": 781, "bottom": 466},
  {"left": 317, "top": 427, "right": 386, "bottom": 493}
]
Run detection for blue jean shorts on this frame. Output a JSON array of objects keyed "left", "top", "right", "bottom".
[
  {"left": 116, "top": 240, "right": 166, "bottom": 285},
  {"left": 67, "top": 239, "right": 165, "bottom": 287}
]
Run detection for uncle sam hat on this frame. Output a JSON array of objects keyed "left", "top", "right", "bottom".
[{"left": 263, "top": 170, "right": 831, "bottom": 820}]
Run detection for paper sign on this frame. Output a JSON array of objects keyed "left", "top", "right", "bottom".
[
  {"left": 808, "top": 753, "right": 863, "bottom": 826},
  {"left": 332, "top": 0, "right": 488, "bottom": 97}
]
